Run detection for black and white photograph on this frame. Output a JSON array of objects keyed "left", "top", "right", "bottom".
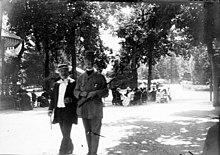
[{"left": 0, "top": 0, "right": 219, "bottom": 155}]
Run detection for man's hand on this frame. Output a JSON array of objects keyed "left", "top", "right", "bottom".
[
  {"left": 64, "top": 97, "right": 72, "bottom": 104},
  {"left": 48, "top": 110, "right": 53, "bottom": 117},
  {"left": 87, "top": 91, "right": 97, "bottom": 99},
  {"left": 78, "top": 97, "right": 87, "bottom": 107},
  {"left": 80, "top": 91, "right": 88, "bottom": 97}
]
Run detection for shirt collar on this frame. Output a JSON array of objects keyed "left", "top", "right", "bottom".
[
  {"left": 86, "top": 68, "right": 94, "bottom": 72},
  {"left": 57, "top": 77, "right": 75, "bottom": 84}
]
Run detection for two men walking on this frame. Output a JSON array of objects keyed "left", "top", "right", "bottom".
[{"left": 48, "top": 51, "right": 108, "bottom": 155}]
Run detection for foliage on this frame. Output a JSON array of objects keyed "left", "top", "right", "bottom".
[
  {"left": 139, "top": 45, "right": 211, "bottom": 85},
  {"left": 21, "top": 49, "right": 44, "bottom": 86},
  {"left": 116, "top": 3, "right": 184, "bottom": 64},
  {"left": 155, "top": 53, "right": 181, "bottom": 83},
  {"left": 4, "top": 57, "right": 20, "bottom": 84},
  {"left": 5, "top": 1, "right": 113, "bottom": 86},
  {"left": 112, "top": 3, "right": 191, "bottom": 88},
  {"left": 175, "top": 3, "right": 205, "bottom": 45},
  {"left": 174, "top": 3, "right": 220, "bottom": 104},
  {"left": 190, "top": 45, "right": 211, "bottom": 84},
  {"left": 4, "top": 1, "right": 213, "bottom": 88},
  {"left": 139, "top": 53, "right": 190, "bottom": 84}
]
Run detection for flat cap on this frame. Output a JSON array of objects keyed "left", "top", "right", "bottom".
[{"left": 56, "top": 64, "right": 72, "bottom": 73}]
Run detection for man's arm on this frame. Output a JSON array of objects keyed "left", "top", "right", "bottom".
[
  {"left": 48, "top": 84, "right": 57, "bottom": 116},
  {"left": 73, "top": 78, "right": 81, "bottom": 99},
  {"left": 87, "top": 74, "right": 109, "bottom": 99},
  {"left": 74, "top": 76, "right": 88, "bottom": 99}
]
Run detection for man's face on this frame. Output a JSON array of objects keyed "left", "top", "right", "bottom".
[
  {"left": 58, "top": 68, "right": 69, "bottom": 79},
  {"left": 84, "top": 59, "right": 94, "bottom": 70}
]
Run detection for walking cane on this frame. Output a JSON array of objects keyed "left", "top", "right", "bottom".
[
  {"left": 49, "top": 115, "right": 52, "bottom": 130},
  {"left": 49, "top": 110, "right": 53, "bottom": 130}
]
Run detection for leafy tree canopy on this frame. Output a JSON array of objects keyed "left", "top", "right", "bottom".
[{"left": 4, "top": 0, "right": 116, "bottom": 86}]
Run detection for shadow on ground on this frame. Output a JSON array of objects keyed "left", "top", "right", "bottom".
[{"left": 103, "top": 108, "right": 217, "bottom": 155}]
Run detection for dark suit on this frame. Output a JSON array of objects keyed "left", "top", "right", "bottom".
[
  {"left": 49, "top": 78, "right": 78, "bottom": 155},
  {"left": 74, "top": 71, "right": 108, "bottom": 155}
]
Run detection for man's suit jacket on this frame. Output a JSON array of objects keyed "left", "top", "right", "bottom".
[
  {"left": 74, "top": 71, "right": 108, "bottom": 119},
  {"left": 49, "top": 77, "right": 78, "bottom": 124}
]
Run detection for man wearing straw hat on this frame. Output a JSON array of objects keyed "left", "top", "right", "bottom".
[
  {"left": 74, "top": 50, "right": 108, "bottom": 155},
  {"left": 48, "top": 64, "right": 78, "bottom": 155}
]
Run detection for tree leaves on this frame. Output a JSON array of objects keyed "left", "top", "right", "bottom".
[{"left": 5, "top": 0, "right": 112, "bottom": 86}]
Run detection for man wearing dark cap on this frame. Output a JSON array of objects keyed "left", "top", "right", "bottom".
[
  {"left": 74, "top": 51, "right": 109, "bottom": 155},
  {"left": 48, "top": 64, "right": 78, "bottom": 155}
]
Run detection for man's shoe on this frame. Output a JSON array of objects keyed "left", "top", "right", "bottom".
[{"left": 67, "top": 149, "right": 73, "bottom": 154}]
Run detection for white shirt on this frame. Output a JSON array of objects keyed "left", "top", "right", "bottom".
[{"left": 57, "top": 78, "right": 69, "bottom": 108}]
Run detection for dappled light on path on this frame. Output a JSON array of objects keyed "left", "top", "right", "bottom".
[
  {"left": 156, "top": 135, "right": 192, "bottom": 146},
  {"left": 99, "top": 100, "right": 217, "bottom": 155},
  {"left": 0, "top": 85, "right": 218, "bottom": 155}
]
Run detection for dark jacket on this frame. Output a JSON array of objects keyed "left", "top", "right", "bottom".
[
  {"left": 49, "top": 77, "right": 78, "bottom": 124},
  {"left": 74, "top": 71, "right": 108, "bottom": 119}
]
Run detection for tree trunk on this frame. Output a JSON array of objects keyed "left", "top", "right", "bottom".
[
  {"left": 204, "top": 3, "right": 220, "bottom": 108},
  {"left": 0, "top": 1, "right": 2, "bottom": 97},
  {"left": 170, "top": 55, "right": 174, "bottom": 83},
  {"left": 131, "top": 46, "right": 138, "bottom": 89},
  {"left": 206, "top": 38, "right": 218, "bottom": 106},
  {"left": 34, "top": 28, "right": 41, "bottom": 54},
  {"left": 43, "top": 34, "right": 50, "bottom": 78},
  {"left": 147, "top": 50, "right": 153, "bottom": 90},
  {"left": 70, "top": 27, "right": 77, "bottom": 80},
  {"left": 210, "top": 71, "right": 213, "bottom": 102},
  {"left": 207, "top": 39, "right": 220, "bottom": 107},
  {"left": 43, "top": 33, "right": 50, "bottom": 91},
  {"left": 211, "top": 59, "right": 220, "bottom": 106}
]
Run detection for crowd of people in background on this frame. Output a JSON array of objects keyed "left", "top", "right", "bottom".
[
  {"left": 14, "top": 81, "right": 172, "bottom": 110},
  {"left": 14, "top": 87, "right": 51, "bottom": 111},
  {"left": 111, "top": 83, "right": 172, "bottom": 106},
  {"left": 14, "top": 88, "right": 33, "bottom": 111}
]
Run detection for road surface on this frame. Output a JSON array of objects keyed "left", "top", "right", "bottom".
[{"left": 0, "top": 84, "right": 218, "bottom": 155}]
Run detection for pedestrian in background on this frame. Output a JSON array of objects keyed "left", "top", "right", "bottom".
[
  {"left": 31, "top": 90, "right": 37, "bottom": 107},
  {"left": 74, "top": 51, "right": 108, "bottom": 155},
  {"left": 141, "top": 87, "right": 148, "bottom": 104},
  {"left": 133, "top": 88, "right": 142, "bottom": 105},
  {"left": 167, "top": 87, "right": 172, "bottom": 101},
  {"left": 151, "top": 87, "right": 157, "bottom": 102},
  {"left": 19, "top": 89, "right": 33, "bottom": 110},
  {"left": 48, "top": 64, "right": 78, "bottom": 155},
  {"left": 42, "top": 89, "right": 50, "bottom": 100}
]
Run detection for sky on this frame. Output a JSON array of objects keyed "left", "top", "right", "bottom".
[
  {"left": 100, "top": 6, "right": 132, "bottom": 55},
  {"left": 100, "top": 28, "right": 121, "bottom": 54}
]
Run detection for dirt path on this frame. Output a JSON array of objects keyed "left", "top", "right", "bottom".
[{"left": 0, "top": 85, "right": 218, "bottom": 155}]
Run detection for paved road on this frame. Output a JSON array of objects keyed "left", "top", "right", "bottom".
[{"left": 0, "top": 84, "right": 218, "bottom": 155}]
